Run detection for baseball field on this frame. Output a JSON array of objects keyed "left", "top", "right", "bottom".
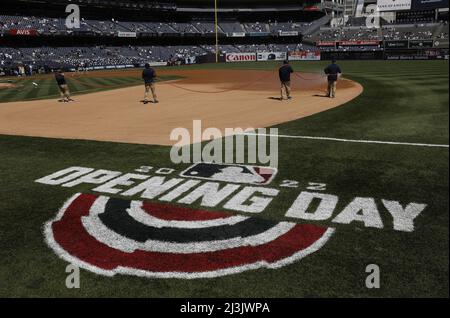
[{"left": 0, "top": 60, "right": 448, "bottom": 297}]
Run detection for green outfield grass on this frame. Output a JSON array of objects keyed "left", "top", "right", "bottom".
[{"left": 0, "top": 60, "right": 448, "bottom": 297}]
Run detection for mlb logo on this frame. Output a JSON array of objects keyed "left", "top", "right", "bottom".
[{"left": 180, "top": 163, "right": 277, "bottom": 185}]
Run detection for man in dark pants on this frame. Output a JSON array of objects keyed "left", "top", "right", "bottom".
[
  {"left": 279, "top": 60, "right": 294, "bottom": 100},
  {"left": 142, "top": 63, "right": 158, "bottom": 104},
  {"left": 324, "top": 59, "right": 342, "bottom": 98},
  {"left": 54, "top": 70, "right": 73, "bottom": 103}
]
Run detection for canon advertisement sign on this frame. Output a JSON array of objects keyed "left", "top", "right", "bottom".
[{"left": 225, "top": 53, "right": 257, "bottom": 63}]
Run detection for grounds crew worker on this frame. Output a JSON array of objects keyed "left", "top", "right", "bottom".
[
  {"left": 142, "top": 63, "right": 159, "bottom": 104},
  {"left": 324, "top": 59, "right": 342, "bottom": 98},
  {"left": 279, "top": 60, "right": 294, "bottom": 100},
  {"left": 54, "top": 70, "right": 73, "bottom": 103}
]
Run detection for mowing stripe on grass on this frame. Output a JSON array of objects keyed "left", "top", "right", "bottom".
[
  {"left": 93, "top": 77, "right": 123, "bottom": 87},
  {"left": 11, "top": 80, "right": 43, "bottom": 101},
  {"left": 74, "top": 77, "right": 110, "bottom": 88},
  {"left": 74, "top": 77, "right": 134, "bottom": 89},
  {"left": 67, "top": 78, "right": 91, "bottom": 92},
  {"left": 41, "top": 79, "right": 59, "bottom": 98},
  {"left": 68, "top": 79, "right": 88, "bottom": 93},
  {"left": 21, "top": 87, "right": 104, "bottom": 101},
  {"left": 95, "top": 78, "right": 124, "bottom": 86},
  {"left": 241, "top": 132, "right": 449, "bottom": 148},
  {"left": 0, "top": 77, "right": 176, "bottom": 102},
  {"left": 0, "top": 86, "right": 17, "bottom": 98},
  {"left": 107, "top": 77, "right": 139, "bottom": 85}
]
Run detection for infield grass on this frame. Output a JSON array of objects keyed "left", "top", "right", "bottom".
[{"left": 0, "top": 74, "right": 181, "bottom": 103}]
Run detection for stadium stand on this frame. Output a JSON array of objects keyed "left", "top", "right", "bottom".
[
  {"left": 0, "top": 42, "right": 328, "bottom": 72},
  {"left": 308, "top": 22, "right": 448, "bottom": 42},
  {"left": 0, "top": 8, "right": 448, "bottom": 73}
]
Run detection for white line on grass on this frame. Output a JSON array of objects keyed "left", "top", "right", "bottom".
[{"left": 241, "top": 133, "right": 449, "bottom": 149}]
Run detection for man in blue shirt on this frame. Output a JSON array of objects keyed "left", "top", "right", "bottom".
[
  {"left": 54, "top": 70, "right": 73, "bottom": 103},
  {"left": 279, "top": 60, "right": 294, "bottom": 100},
  {"left": 324, "top": 59, "right": 342, "bottom": 98},
  {"left": 142, "top": 63, "right": 158, "bottom": 104}
]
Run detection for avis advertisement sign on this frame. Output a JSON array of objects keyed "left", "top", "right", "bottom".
[
  {"left": 257, "top": 52, "right": 287, "bottom": 61},
  {"left": 9, "top": 29, "right": 38, "bottom": 36},
  {"left": 225, "top": 53, "right": 257, "bottom": 63},
  {"left": 288, "top": 51, "right": 321, "bottom": 61}
]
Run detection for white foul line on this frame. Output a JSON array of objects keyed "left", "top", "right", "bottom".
[{"left": 241, "top": 133, "right": 449, "bottom": 149}]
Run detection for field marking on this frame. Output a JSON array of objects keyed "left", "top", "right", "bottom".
[{"left": 241, "top": 133, "right": 449, "bottom": 149}]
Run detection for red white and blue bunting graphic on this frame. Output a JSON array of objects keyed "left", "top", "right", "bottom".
[{"left": 44, "top": 193, "right": 335, "bottom": 279}]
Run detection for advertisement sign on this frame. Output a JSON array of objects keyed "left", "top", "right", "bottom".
[
  {"left": 288, "top": 51, "right": 321, "bottom": 61},
  {"left": 225, "top": 53, "right": 257, "bottom": 62},
  {"left": 279, "top": 31, "right": 299, "bottom": 37},
  {"left": 8, "top": 29, "right": 38, "bottom": 36},
  {"left": 257, "top": 52, "right": 287, "bottom": 61},
  {"left": 118, "top": 31, "right": 137, "bottom": 38},
  {"left": 303, "top": 6, "right": 320, "bottom": 11},
  {"left": 249, "top": 32, "right": 270, "bottom": 37},
  {"left": 384, "top": 40, "right": 409, "bottom": 48},
  {"left": 433, "top": 39, "right": 449, "bottom": 48},
  {"left": 316, "top": 41, "right": 336, "bottom": 47},
  {"left": 149, "top": 62, "right": 169, "bottom": 67},
  {"left": 229, "top": 32, "right": 246, "bottom": 37},
  {"left": 339, "top": 40, "right": 380, "bottom": 46},
  {"left": 139, "top": 32, "right": 158, "bottom": 37},
  {"left": 411, "top": 0, "right": 449, "bottom": 10},
  {"left": 386, "top": 55, "right": 443, "bottom": 60},
  {"left": 409, "top": 40, "right": 434, "bottom": 48},
  {"left": 377, "top": 0, "right": 412, "bottom": 11},
  {"left": 321, "top": 51, "right": 384, "bottom": 60}
]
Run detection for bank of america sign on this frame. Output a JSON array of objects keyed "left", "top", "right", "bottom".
[{"left": 377, "top": 0, "right": 412, "bottom": 11}]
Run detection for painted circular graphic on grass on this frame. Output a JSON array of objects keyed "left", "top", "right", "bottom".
[{"left": 44, "top": 193, "right": 335, "bottom": 279}]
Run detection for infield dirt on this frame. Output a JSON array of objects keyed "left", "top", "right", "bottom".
[{"left": 0, "top": 69, "right": 362, "bottom": 145}]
